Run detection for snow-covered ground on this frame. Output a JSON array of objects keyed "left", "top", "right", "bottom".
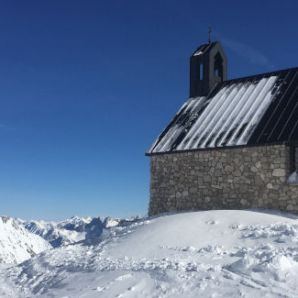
[{"left": 1, "top": 210, "right": 298, "bottom": 297}]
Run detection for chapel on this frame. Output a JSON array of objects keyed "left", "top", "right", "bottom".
[{"left": 147, "top": 41, "right": 298, "bottom": 215}]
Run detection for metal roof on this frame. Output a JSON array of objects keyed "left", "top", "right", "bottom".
[{"left": 148, "top": 67, "right": 298, "bottom": 155}]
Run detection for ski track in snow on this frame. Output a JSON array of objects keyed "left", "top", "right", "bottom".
[{"left": 1, "top": 210, "right": 298, "bottom": 297}]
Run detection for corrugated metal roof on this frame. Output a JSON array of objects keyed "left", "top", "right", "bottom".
[{"left": 148, "top": 67, "right": 298, "bottom": 154}]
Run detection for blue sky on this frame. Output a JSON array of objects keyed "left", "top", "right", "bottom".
[{"left": 0, "top": 1, "right": 298, "bottom": 220}]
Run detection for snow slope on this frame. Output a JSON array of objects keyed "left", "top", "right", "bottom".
[
  {"left": 1, "top": 210, "right": 298, "bottom": 297},
  {"left": 0, "top": 216, "right": 51, "bottom": 265}
]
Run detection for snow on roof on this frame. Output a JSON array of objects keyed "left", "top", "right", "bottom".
[{"left": 148, "top": 67, "right": 298, "bottom": 154}]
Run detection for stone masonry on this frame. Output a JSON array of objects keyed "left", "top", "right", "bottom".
[{"left": 149, "top": 144, "right": 298, "bottom": 216}]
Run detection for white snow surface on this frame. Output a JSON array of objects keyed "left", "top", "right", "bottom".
[
  {"left": 0, "top": 216, "right": 51, "bottom": 265},
  {"left": 1, "top": 210, "right": 298, "bottom": 297}
]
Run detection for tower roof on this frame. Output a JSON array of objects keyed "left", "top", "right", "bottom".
[{"left": 192, "top": 41, "right": 218, "bottom": 56}]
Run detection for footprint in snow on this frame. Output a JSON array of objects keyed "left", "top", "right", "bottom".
[
  {"left": 115, "top": 285, "right": 136, "bottom": 297},
  {"left": 206, "top": 220, "right": 218, "bottom": 225},
  {"left": 96, "top": 286, "right": 104, "bottom": 292}
]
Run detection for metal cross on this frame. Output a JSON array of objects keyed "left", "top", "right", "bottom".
[{"left": 208, "top": 27, "right": 212, "bottom": 44}]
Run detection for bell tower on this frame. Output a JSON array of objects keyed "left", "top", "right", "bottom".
[{"left": 189, "top": 41, "right": 227, "bottom": 97}]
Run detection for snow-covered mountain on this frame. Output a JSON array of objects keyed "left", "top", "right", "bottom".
[
  {"left": 24, "top": 216, "right": 97, "bottom": 247},
  {"left": 0, "top": 215, "right": 107, "bottom": 265},
  {"left": 0, "top": 216, "right": 51, "bottom": 265},
  {"left": 24, "top": 216, "right": 139, "bottom": 247},
  {"left": 1, "top": 210, "right": 298, "bottom": 297}
]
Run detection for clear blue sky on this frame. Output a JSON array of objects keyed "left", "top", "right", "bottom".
[{"left": 0, "top": 1, "right": 297, "bottom": 220}]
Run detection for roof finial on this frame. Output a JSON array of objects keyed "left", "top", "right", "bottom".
[{"left": 208, "top": 26, "right": 212, "bottom": 44}]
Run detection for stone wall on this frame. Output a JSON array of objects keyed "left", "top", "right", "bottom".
[{"left": 149, "top": 144, "right": 298, "bottom": 216}]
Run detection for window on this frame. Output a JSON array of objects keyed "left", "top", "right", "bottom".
[
  {"left": 289, "top": 146, "right": 298, "bottom": 172},
  {"left": 288, "top": 146, "right": 298, "bottom": 184},
  {"left": 200, "top": 63, "right": 204, "bottom": 80},
  {"left": 296, "top": 147, "right": 298, "bottom": 171},
  {"left": 214, "top": 52, "right": 223, "bottom": 81}
]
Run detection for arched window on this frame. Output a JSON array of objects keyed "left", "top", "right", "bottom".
[
  {"left": 288, "top": 145, "right": 298, "bottom": 184},
  {"left": 289, "top": 145, "right": 298, "bottom": 173},
  {"left": 214, "top": 53, "right": 224, "bottom": 81},
  {"left": 296, "top": 147, "right": 298, "bottom": 171}
]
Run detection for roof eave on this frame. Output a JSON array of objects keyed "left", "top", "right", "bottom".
[{"left": 145, "top": 141, "right": 292, "bottom": 157}]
